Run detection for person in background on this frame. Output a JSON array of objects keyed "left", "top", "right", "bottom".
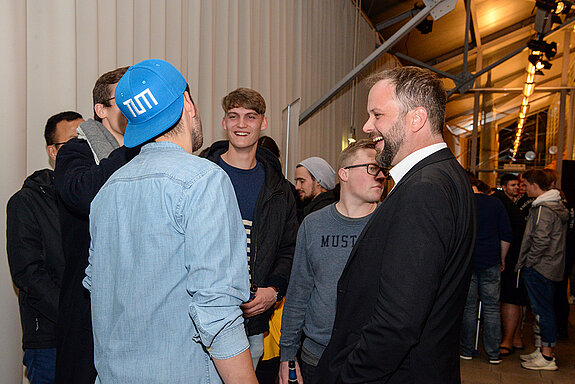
[
  {"left": 516, "top": 169, "right": 569, "bottom": 371},
  {"left": 295, "top": 157, "right": 338, "bottom": 220},
  {"left": 7, "top": 111, "right": 83, "bottom": 384},
  {"left": 493, "top": 173, "right": 529, "bottom": 355},
  {"left": 542, "top": 168, "right": 575, "bottom": 340},
  {"left": 460, "top": 179, "right": 511, "bottom": 364},
  {"left": 53, "top": 67, "right": 138, "bottom": 384}
]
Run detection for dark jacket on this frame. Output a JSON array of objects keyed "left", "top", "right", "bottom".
[
  {"left": 492, "top": 190, "right": 526, "bottom": 266},
  {"left": 53, "top": 138, "right": 136, "bottom": 384},
  {"left": 315, "top": 148, "right": 476, "bottom": 384},
  {"left": 302, "top": 185, "right": 340, "bottom": 220},
  {"left": 7, "top": 169, "right": 64, "bottom": 349},
  {"left": 204, "top": 141, "right": 298, "bottom": 335}
]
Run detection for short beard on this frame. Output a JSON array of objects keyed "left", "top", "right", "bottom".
[
  {"left": 376, "top": 119, "right": 405, "bottom": 168},
  {"left": 191, "top": 116, "right": 204, "bottom": 152}
]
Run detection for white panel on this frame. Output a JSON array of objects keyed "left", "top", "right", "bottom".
[
  {"left": 133, "top": 0, "right": 151, "bottom": 63},
  {"left": 97, "top": 0, "right": 118, "bottom": 72},
  {"left": 166, "top": 0, "right": 183, "bottom": 68},
  {"left": 27, "top": 0, "right": 78, "bottom": 173},
  {"left": 150, "top": 0, "right": 166, "bottom": 59},
  {"left": 117, "top": 0, "right": 135, "bottom": 67},
  {"left": 76, "top": 0, "right": 100, "bottom": 119},
  {"left": 0, "top": 1, "right": 28, "bottom": 382}
]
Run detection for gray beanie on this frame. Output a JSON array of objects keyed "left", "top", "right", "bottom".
[{"left": 298, "top": 157, "right": 336, "bottom": 190}]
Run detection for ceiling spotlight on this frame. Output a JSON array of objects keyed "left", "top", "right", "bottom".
[
  {"left": 555, "top": 1, "right": 573, "bottom": 14},
  {"left": 527, "top": 39, "right": 557, "bottom": 59},
  {"left": 536, "top": 0, "right": 559, "bottom": 11},
  {"left": 416, "top": 18, "right": 433, "bottom": 34}
]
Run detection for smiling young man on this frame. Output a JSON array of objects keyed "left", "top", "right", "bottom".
[
  {"left": 279, "top": 139, "right": 385, "bottom": 384},
  {"left": 315, "top": 67, "right": 476, "bottom": 384},
  {"left": 203, "top": 88, "right": 298, "bottom": 369}
]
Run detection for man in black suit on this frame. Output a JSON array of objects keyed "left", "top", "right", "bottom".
[{"left": 315, "top": 66, "right": 476, "bottom": 384}]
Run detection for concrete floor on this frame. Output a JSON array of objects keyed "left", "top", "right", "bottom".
[{"left": 460, "top": 305, "right": 575, "bottom": 384}]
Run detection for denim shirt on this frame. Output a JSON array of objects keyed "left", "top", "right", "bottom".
[{"left": 84, "top": 142, "right": 250, "bottom": 383}]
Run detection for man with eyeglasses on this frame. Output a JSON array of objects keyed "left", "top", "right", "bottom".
[
  {"left": 6, "top": 111, "right": 82, "bottom": 384},
  {"left": 53, "top": 67, "right": 139, "bottom": 384},
  {"left": 279, "top": 139, "right": 385, "bottom": 384},
  {"left": 295, "top": 157, "right": 338, "bottom": 220}
]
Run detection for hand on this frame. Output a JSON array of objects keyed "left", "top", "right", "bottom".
[
  {"left": 279, "top": 360, "right": 304, "bottom": 384},
  {"left": 501, "top": 261, "right": 506, "bottom": 272},
  {"left": 240, "top": 287, "right": 277, "bottom": 318}
]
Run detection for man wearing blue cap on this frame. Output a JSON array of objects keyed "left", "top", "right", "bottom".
[{"left": 84, "top": 59, "right": 257, "bottom": 383}]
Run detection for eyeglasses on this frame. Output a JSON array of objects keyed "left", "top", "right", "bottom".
[
  {"left": 344, "top": 163, "right": 388, "bottom": 177},
  {"left": 50, "top": 142, "right": 68, "bottom": 147}
]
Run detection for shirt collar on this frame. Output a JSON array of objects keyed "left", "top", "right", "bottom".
[{"left": 389, "top": 142, "right": 447, "bottom": 185}]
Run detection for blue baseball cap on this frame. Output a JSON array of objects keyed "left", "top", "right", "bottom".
[{"left": 115, "top": 59, "right": 188, "bottom": 147}]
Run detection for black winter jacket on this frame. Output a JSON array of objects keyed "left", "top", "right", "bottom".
[
  {"left": 204, "top": 141, "right": 298, "bottom": 335},
  {"left": 53, "top": 138, "right": 137, "bottom": 384},
  {"left": 7, "top": 169, "right": 64, "bottom": 349}
]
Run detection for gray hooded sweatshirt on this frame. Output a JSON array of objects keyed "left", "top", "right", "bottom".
[{"left": 516, "top": 189, "right": 569, "bottom": 281}]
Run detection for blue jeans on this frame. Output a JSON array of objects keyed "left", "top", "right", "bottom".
[
  {"left": 460, "top": 265, "right": 501, "bottom": 360},
  {"left": 522, "top": 267, "right": 557, "bottom": 347},
  {"left": 23, "top": 348, "right": 56, "bottom": 384}
]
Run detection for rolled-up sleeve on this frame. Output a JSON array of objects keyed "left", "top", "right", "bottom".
[{"left": 182, "top": 167, "right": 251, "bottom": 359}]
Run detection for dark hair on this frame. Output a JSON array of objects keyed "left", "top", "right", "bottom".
[
  {"left": 258, "top": 136, "right": 280, "bottom": 158},
  {"left": 500, "top": 173, "right": 519, "bottom": 187},
  {"left": 542, "top": 168, "right": 558, "bottom": 185},
  {"left": 44, "top": 111, "right": 83, "bottom": 145},
  {"left": 523, "top": 169, "right": 550, "bottom": 191},
  {"left": 222, "top": 88, "right": 266, "bottom": 115},
  {"left": 365, "top": 66, "right": 446, "bottom": 135},
  {"left": 476, "top": 180, "right": 492, "bottom": 194},
  {"left": 93, "top": 66, "right": 129, "bottom": 121},
  {"left": 338, "top": 139, "right": 376, "bottom": 169}
]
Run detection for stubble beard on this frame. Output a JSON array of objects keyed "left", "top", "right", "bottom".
[{"left": 191, "top": 116, "right": 204, "bottom": 152}]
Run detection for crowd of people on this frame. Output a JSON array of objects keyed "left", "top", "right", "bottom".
[
  {"left": 4, "top": 60, "right": 572, "bottom": 384},
  {"left": 460, "top": 169, "right": 574, "bottom": 371}
]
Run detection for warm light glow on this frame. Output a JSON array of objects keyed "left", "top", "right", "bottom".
[{"left": 523, "top": 82, "right": 535, "bottom": 97}]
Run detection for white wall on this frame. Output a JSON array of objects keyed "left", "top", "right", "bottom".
[{"left": 1, "top": 1, "right": 394, "bottom": 381}]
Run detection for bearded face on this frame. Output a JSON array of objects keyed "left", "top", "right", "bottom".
[{"left": 375, "top": 116, "right": 406, "bottom": 169}]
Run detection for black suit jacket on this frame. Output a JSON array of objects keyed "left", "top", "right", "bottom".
[{"left": 315, "top": 148, "right": 476, "bottom": 384}]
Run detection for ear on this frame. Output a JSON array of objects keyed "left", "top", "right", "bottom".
[
  {"left": 183, "top": 91, "right": 196, "bottom": 118},
  {"left": 94, "top": 103, "right": 107, "bottom": 120},
  {"left": 338, "top": 167, "right": 349, "bottom": 182},
  {"left": 409, "top": 107, "right": 427, "bottom": 133},
  {"left": 46, "top": 145, "right": 57, "bottom": 162},
  {"left": 260, "top": 116, "right": 268, "bottom": 131}
]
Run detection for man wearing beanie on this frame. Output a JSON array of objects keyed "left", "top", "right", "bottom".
[
  {"left": 84, "top": 59, "right": 257, "bottom": 383},
  {"left": 295, "top": 157, "right": 338, "bottom": 219}
]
